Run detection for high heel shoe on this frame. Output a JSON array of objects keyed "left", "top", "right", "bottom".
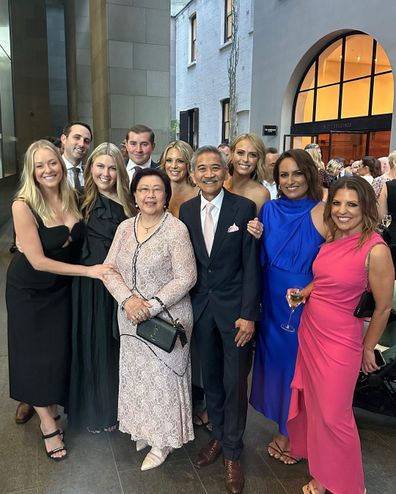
[
  {"left": 41, "top": 429, "right": 67, "bottom": 461},
  {"left": 141, "top": 446, "right": 172, "bottom": 471},
  {"left": 136, "top": 439, "right": 148, "bottom": 452}
]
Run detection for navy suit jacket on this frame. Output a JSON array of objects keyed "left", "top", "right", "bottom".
[{"left": 179, "top": 189, "right": 261, "bottom": 327}]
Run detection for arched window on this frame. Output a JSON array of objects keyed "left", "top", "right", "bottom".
[
  {"left": 289, "top": 33, "right": 394, "bottom": 161},
  {"left": 294, "top": 33, "right": 393, "bottom": 123}
]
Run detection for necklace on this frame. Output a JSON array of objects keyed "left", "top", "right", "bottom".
[{"left": 139, "top": 214, "right": 165, "bottom": 234}]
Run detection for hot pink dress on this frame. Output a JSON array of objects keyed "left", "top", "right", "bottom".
[{"left": 287, "top": 232, "right": 385, "bottom": 494}]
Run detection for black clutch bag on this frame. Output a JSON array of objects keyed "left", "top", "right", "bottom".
[
  {"left": 353, "top": 244, "right": 379, "bottom": 318},
  {"left": 136, "top": 296, "right": 187, "bottom": 353},
  {"left": 353, "top": 290, "right": 375, "bottom": 318}
]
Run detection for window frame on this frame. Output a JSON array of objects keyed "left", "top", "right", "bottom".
[
  {"left": 224, "top": 0, "right": 233, "bottom": 43},
  {"left": 221, "top": 98, "right": 230, "bottom": 144},
  {"left": 190, "top": 13, "right": 197, "bottom": 64},
  {"left": 292, "top": 31, "right": 393, "bottom": 126}
]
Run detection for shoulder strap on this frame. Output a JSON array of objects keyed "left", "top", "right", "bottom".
[{"left": 365, "top": 241, "right": 384, "bottom": 289}]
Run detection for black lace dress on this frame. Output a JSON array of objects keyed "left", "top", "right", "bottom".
[
  {"left": 67, "top": 195, "right": 127, "bottom": 431},
  {"left": 6, "top": 214, "right": 83, "bottom": 406}
]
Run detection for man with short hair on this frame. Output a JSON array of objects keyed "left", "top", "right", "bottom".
[
  {"left": 218, "top": 142, "right": 231, "bottom": 158},
  {"left": 125, "top": 124, "right": 158, "bottom": 184},
  {"left": 61, "top": 121, "right": 93, "bottom": 190},
  {"left": 262, "top": 146, "right": 279, "bottom": 199},
  {"left": 179, "top": 146, "right": 260, "bottom": 494}
]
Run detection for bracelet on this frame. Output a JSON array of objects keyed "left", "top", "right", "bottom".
[{"left": 121, "top": 295, "right": 133, "bottom": 311}]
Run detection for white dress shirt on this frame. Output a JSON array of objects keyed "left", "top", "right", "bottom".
[
  {"left": 126, "top": 158, "right": 152, "bottom": 184},
  {"left": 200, "top": 188, "right": 224, "bottom": 234},
  {"left": 63, "top": 155, "right": 84, "bottom": 188}
]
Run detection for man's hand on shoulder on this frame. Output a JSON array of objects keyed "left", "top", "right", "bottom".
[{"left": 234, "top": 318, "right": 255, "bottom": 347}]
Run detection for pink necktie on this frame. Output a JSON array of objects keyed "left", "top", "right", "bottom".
[{"left": 204, "top": 203, "right": 215, "bottom": 255}]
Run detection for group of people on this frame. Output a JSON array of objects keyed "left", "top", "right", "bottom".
[{"left": 6, "top": 121, "right": 395, "bottom": 494}]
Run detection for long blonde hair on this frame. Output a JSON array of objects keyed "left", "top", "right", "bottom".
[
  {"left": 160, "top": 140, "right": 195, "bottom": 186},
  {"left": 15, "top": 139, "right": 81, "bottom": 223},
  {"left": 305, "top": 147, "right": 324, "bottom": 170},
  {"left": 229, "top": 133, "right": 266, "bottom": 182},
  {"left": 82, "top": 142, "right": 135, "bottom": 219}
]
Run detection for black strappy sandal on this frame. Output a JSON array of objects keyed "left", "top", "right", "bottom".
[{"left": 41, "top": 429, "right": 67, "bottom": 461}]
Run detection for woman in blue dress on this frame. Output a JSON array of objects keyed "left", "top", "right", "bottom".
[{"left": 250, "top": 149, "right": 327, "bottom": 464}]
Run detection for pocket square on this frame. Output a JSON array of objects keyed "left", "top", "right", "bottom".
[{"left": 227, "top": 223, "right": 239, "bottom": 233}]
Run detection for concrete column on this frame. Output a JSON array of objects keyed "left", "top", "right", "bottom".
[{"left": 9, "top": 0, "right": 51, "bottom": 162}]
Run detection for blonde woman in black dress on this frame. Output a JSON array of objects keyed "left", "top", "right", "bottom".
[{"left": 6, "top": 140, "right": 114, "bottom": 461}]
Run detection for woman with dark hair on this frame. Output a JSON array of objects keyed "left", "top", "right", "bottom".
[
  {"left": 68, "top": 143, "right": 136, "bottom": 433},
  {"left": 103, "top": 168, "right": 197, "bottom": 471},
  {"left": 225, "top": 133, "right": 270, "bottom": 212},
  {"left": 288, "top": 176, "right": 394, "bottom": 494},
  {"left": 357, "top": 156, "right": 382, "bottom": 184},
  {"left": 250, "top": 149, "right": 327, "bottom": 464}
]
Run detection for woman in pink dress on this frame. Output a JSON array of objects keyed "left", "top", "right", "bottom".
[{"left": 287, "top": 176, "right": 394, "bottom": 494}]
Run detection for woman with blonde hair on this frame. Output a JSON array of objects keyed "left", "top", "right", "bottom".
[
  {"left": 6, "top": 140, "right": 113, "bottom": 461},
  {"left": 160, "top": 140, "right": 198, "bottom": 217},
  {"left": 68, "top": 143, "right": 136, "bottom": 433},
  {"left": 225, "top": 133, "right": 270, "bottom": 212}
]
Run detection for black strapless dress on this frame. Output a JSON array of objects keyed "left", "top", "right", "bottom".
[
  {"left": 6, "top": 216, "right": 83, "bottom": 407},
  {"left": 68, "top": 195, "right": 126, "bottom": 430}
]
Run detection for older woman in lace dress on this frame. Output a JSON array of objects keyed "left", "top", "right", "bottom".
[{"left": 103, "top": 168, "right": 197, "bottom": 471}]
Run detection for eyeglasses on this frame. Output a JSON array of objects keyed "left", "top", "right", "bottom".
[{"left": 136, "top": 187, "right": 165, "bottom": 195}]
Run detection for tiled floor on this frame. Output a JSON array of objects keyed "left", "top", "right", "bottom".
[{"left": 1, "top": 219, "right": 396, "bottom": 494}]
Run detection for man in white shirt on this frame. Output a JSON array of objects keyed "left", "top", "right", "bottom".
[
  {"left": 125, "top": 124, "right": 158, "bottom": 184},
  {"left": 179, "top": 146, "right": 260, "bottom": 494},
  {"left": 262, "top": 147, "right": 279, "bottom": 199},
  {"left": 61, "top": 121, "right": 92, "bottom": 190}
]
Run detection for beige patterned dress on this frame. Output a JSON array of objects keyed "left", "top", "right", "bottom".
[{"left": 103, "top": 213, "right": 197, "bottom": 449}]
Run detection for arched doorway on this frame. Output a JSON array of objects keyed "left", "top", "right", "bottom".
[{"left": 285, "top": 32, "right": 394, "bottom": 162}]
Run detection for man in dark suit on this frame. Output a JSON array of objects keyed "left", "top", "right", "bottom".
[
  {"left": 179, "top": 145, "right": 260, "bottom": 494},
  {"left": 125, "top": 124, "right": 158, "bottom": 184}
]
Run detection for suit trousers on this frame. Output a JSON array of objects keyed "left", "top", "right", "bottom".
[{"left": 194, "top": 303, "right": 253, "bottom": 460}]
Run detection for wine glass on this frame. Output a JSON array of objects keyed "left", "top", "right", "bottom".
[
  {"left": 281, "top": 287, "right": 304, "bottom": 333},
  {"left": 381, "top": 214, "right": 392, "bottom": 230}
]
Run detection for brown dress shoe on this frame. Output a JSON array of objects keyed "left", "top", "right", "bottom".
[
  {"left": 194, "top": 439, "right": 222, "bottom": 468},
  {"left": 224, "top": 459, "right": 245, "bottom": 494},
  {"left": 15, "top": 402, "right": 35, "bottom": 424}
]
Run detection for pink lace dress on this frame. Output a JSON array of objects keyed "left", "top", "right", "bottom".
[{"left": 103, "top": 213, "right": 197, "bottom": 448}]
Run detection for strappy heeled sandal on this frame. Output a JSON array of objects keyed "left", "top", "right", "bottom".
[
  {"left": 41, "top": 429, "right": 67, "bottom": 461},
  {"left": 267, "top": 440, "right": 283, "bottom": 459}
]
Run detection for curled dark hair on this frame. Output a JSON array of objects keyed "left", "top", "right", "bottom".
[
  {"left": 130, "top": 168, "right": 172, "bottom": 208},
  {"left": 324, "top": 176, "right": 378, "bottom": 246},
  {"left": 273, "top": 149, "right": 323, "bottom": 201}
]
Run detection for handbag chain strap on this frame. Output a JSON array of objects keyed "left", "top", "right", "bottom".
[
  {"left": 131, "top": 223, "right": 188, "bottom": 347},
  {"left": 365, "top": 242, "right": 384, "bottom": 289}
]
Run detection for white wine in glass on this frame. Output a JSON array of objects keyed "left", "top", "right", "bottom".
[{"left": 281, "top": 288, "right": 304, "bottom": 333}]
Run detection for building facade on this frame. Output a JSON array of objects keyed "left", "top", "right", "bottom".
[
  {"left": 174, "top": 0, "right": 254, "bottom": 148},
  {"left": 174, "top": 0, "right": 396, "bottom": 163}
]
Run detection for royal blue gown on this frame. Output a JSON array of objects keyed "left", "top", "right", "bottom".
[{"left": 250, "top": 196, "right": 324, "bottom": 435}]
